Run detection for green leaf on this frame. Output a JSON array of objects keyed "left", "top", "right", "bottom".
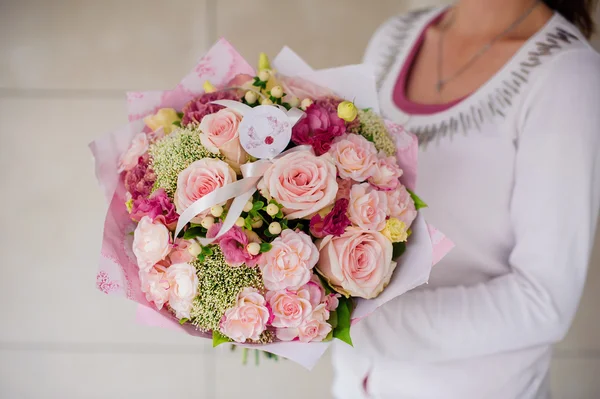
[
  {"left": 392, "top": 241, "right": 406, "bottom": 259},
  {"left": 328, "top": 310, "right": 339, "bottom": 329},
  {"left": 269, "top": 198, "right": 283, "bottom": 209},
  {"left": 244, "top": 217, "right": 253, "bottom": 230},
  {"left": 177, "top": 112, "right": 184, "bottom": 119},
  {"left": 259, "top": 243, "right": 272, "bottom": 253},
  {"left": 264, "top": 230, "right": 274, "bottom": 238},
  {"left": 212, "top": 330, "right": 232, "bottom": 347},
  {"left": 183, "top": 227, "right": 204, "bottom": 240},
  {"left": 280, "top": 219, "right": 289, "bottom": 230},
  {"left": 333, "top": 297, "right": 353, "bottom": 346},
  {"left": 252, "top": 201, "right": 265, "bottom": 212},
  {"left": 275, "top": 210, "right": 284, "bottom": 219},
  {"left": 179, "top": 318, "right": 189, "bottom": 325},
  {"left": 406, "top": 188, "right": 428, "bottom": 210},
  {"left": 172, "top": 120, "right": 182, "bottom": 128}
]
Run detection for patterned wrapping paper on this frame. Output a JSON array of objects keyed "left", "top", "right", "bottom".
[{"left": 89, "top": 39, "right": 453, "bottom": 370}]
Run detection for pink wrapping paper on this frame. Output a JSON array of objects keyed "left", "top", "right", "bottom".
[{"left": 90, "top": 39, "right": 453, "bottom": 370}]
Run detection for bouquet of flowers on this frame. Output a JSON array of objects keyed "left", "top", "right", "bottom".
[{"left": 90, "top": 39, "right": 453, "bottom": 369}]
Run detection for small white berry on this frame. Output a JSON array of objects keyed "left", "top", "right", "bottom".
[
  {"left": 251, "top": 218, "right": 263, "bottom": 229},
  {"left": 261, "top": 97, "right": 273, "bottom": 106},
  {"left": 266, "top": 203, "right": 279, "bottom": 216},
  {"left": 258, "top": 70, "right": 270, "bottom": 82},
  {"left": 244, "top": 90, "right": 258, "bottom": 104},
  {"left": 210, "top": 205, "right": 223, "bottom": 218},
  {"left": 300, "top": 98, "right": 314, "bottom": 110},
  {"left": 235, "top": 217, "right": 245, "bottom": 227},
  {"left": 243, "top": 201, "right": 253, "bottom": 213},
  {"left": 200, "top": 216, "right": 215, "bottom": 229},
  {"left": 270, "top": 85, "right": 283, "bottom": 99},
  {"left": 187, "top": 240, "right": 202, "bottom": 257},
  {"left": 287, "top": 96, "right": 300, "bottom": 108},
  {"left": 268, "top": 222, "right": 282, "bottom": 235},
  {"left": 246, "top": 242, "right": 261, "bottom": 256}
]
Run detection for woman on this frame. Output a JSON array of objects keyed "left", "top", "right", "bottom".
[{"left": 332, "top": 1, "right": 600, "bottom": 398}]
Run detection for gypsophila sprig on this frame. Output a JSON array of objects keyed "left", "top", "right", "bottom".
[
  {"left": 149, "top": 126, "right": 224, "bottom": 197},
  {"left": 353, "top": 109, "right": 397, "bottom": 156},
  {"left": 190, "top": 246, "right": 264, "bottom": 332}
]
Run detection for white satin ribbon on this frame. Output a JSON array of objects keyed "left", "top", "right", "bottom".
[{"left": 211, "top": 100, "right": 305, "bottom": 127}]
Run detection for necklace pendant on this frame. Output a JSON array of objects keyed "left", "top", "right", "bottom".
[{"left": 436, "top": 81, "right": 444, "bottom": 93}]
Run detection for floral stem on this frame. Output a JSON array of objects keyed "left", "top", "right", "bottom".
[{"left": 241, "top": 348, "right": 248, "bottom": 365}]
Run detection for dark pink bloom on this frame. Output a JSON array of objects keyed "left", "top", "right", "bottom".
[
  {"left": 315, "top": 97, "right": 360, "bottom": 132},
  {"left": 309, "top": 198, "right": 351, "bottom": 238},
  {"left": 130, "top": 188, "right": 178, "bottom": 230},
  {"left": 124, "top": 153, "right": 156, "bottom": 199},
  {"left": 335, "top": 178, "right": 353, "bottom": 201},
  {"left": 207, "top": 223, "right": 260, "bottom": 267},
  {"left": 291, "top": 104, "right": 346, "bottom": 155},
  {"left": 181, "top": 90, "right": 242, "bottom": 126}
]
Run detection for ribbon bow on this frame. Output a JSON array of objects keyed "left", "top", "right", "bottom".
[{"left": 173, "top": 100, "right": 306, "bottom": 244}]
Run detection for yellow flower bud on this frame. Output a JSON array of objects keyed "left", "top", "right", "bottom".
[
  {"left": 266, "top": 203, "right": 279, "bottom": 216},
  {"left": 258, "top": 70, "right": 270, "bottom": 82},
  {"left": 270, "top": 85, "right": 283, "bottom": 99},
  {"left": 210, "top": 205, "right": 224, "bottom": 218},
  {"left": 125, "top": 197, "right": 134, "bottom": 213},
  {"left": 244, "top": 90, "right": 258, "bottom": 104},
  {"left": 337, "top": 101, "right": 358, "bottom": 122},
  {"left": 381, "top": 218, "right": 408, "bottom": 243},
  {"left": 300, "top": 98, "right": 314, "bottom": 111},
  {"left": 258, "top": 52, "right": 271, "bottom": 71},
  {"left": 268, "top": 222, "right": 282, "bottom": 235},
  {"left": 247, "top": 242, "right": 261, "bottom": 256},
  {"left": 201, "top": 216, "right": 215, "bottom": 229},
  {"left": 143, "top": 108, "right": 180, "bottom": 134},
  {"left": 235, "top": 217, "right": 246, "bottom": 227},
  {"left": 203, "top": 80, "right": 217, "bottom": 93}
]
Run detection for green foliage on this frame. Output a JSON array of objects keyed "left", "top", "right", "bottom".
[
  {"left": 212, "top": 330, "right": 231, "bottom": 347},
  {"left": 333, "top": 296, "right": 353, "bottom": 346},
  {"left": 407, "top": 188, "right": 428, "bottom": 210},
  {"left": 392, "top": 242, "right": 407, "bottom": 260}
]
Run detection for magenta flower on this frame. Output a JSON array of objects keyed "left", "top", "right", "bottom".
[
  {"left": 291, "top": 104, "right": 346, "bottom": 155},
  {"left": 131, "top": 188, "right": 178, "bottom": 230},
  {"left": 124, "top": 153, "right": 156, "bottom": 199},
  {"left": 315, "top": 97, "right": 360, "bottom": 132},
  {"left": 309, "top": 198, "right": 352, "bottom": 238},
  {"left": 207, "top": 223, "right": 260, "bottom": 267},
  {"left": 181, "top": 90, "right": 242, "bottom": 126}
]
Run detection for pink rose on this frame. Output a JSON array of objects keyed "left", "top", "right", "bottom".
[
  {"left": 324, "top": 293, "right": 341, "bottom": 311},
  {"left": 169, "top": 238, "right": 201, "bottom": 264},
  {"left": 386, "top": 184, "right": 417, "bottom": 228},
  {"left": 317, "top": 227, "right": 395, "bottom": 299},
  {"left": 258, "top": 230, "right": 319, "bottom": 291},
  {"left": 266, "top": 288, "right": 313, "bottom": 328},
  {"left": 258, "top": 150, "right": 338, "bottom": 219},
  {"left": 303, "top": 275, "right": 325, "bottom": 307},
  {"left": 166, "top": 263, "right": 198, "bottom": 320},
  {"left": 277, "top": 303, "right": 332, "bottom": 343},
  {"left": 139, "top": 265, "right": 170, "bottom": 310},
  {"left": 348, "top": 183, "right": 388, "bottom": 231},
  {"left": 368, "top": 154, "right": 403, "bottom": 191},
  {"left": 118, "top": 133, "right": 149, "bottom": 173},
  {"left": 220, "top": 288, "right": 270, "bottom": 343},
  {"left": 279, "top": 75, "right": 334, "bottom": 101},
  {"left": 174, "top": 158, "right": 237, "bottom": 223},
  {"left": 199, "top": 108, "right": 248, "bottom": 172},
  {"left": 133, "top": 216, "right": 172, "bottom": 272},
  {"left": 329, "top": 134, "right": 378, "bottom": 182}
]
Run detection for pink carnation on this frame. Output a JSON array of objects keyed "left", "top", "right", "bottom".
[
  {"left": 335, "top": 178, "right": 353, "bottom": 201},
  {"left": 291, "top": 104, "right": 346, "bottom": 155},
  {"left": 130, "top": 188, "right": 178, "bottom": 230},
  {"left": 124, "top": 153, "right": 156, "bottom": 199},
  {"left": 207, "top": 223, "right": 260, "bottom": 267},
  {"left": 181, "top": 90, "right": 242, "bottom": 126},
  {"left": 315, "top": 97, "right": 360, "bottom": 132},
  {"left": 309, "top": 198, "right": 352, "bottom": 238}
]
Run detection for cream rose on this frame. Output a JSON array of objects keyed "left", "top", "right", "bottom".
[
  {"left": 139, "top": 265, "right": 170, "bottom": 310},
  {"left": 385, "top": 184, "right": 417, "bottom": 228},
  {"left": 166, "top": 263, "right": 198, "bottom": 320},
  {"left": 257, "top": 150, "right": 338, "bottom": 219},
  {"left": 118, "top": 132, "right": 148, "bottom": 173},
  {"left": 276, "top": 303, "right": 332, "bottom": 343},
  {"left": 368, "top": 154, "right": 403, "bottom": 191},
  {"left": 329, "top": 134, "right": 378, "bottom": 182},
  {"left": 348, "top": 183, "right": 388, "bottom": 231},
  {"left": 258, "top": 230, "right": 319, "bottom": 291},
  {"left": 133, "top": 216, "right": 171, "bottom": 272},
  {"left": 174, "top": 158, "right": 237, "bottom": 223},
  {"left": 220, "top": 288, "right": 270, "bottom": 343},
  {"left": 317, "top": 227, "right": 396, "bottom": 299},
  {"left": 199, "top": 108, "right": 248, "bottom": 172},
  {"left": 266, "top": 288, "right": 313, "bottom": 328}
]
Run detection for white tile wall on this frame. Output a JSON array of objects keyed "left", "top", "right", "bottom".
[{"left": 0, "top": 1, "right": 598, "bottom": 398}]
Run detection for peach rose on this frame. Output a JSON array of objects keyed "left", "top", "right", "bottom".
[
  {"left": 220, "top": 288, "right": 270, "bottom": 343},
  {"left": 277, "top": 303, "right": 332, "bottom": 343},
  {"left": 166, "top": 262, "right": 198, "bottom": 320},
  {"left": 368, "top": 154, "right": 403, "bottom": 191},
  {"left": 169, "top": 238, "right": 202, "bottom": 264},
  {"left": 385, "top": 184, "right": 417, "bottom": 228},
  {"left": 348, "top": 183, "right": 388, "bottom": 231},
  {"left": 174, "top": 158, "right": 237, "bottom": 223},
  {"left": 139, "top": 265, "right": 170, "bottom": 310},
  {"left": 258, "top": 230, "right": 319, "bottom": 291},
  {"left": 257, "top": 150, "right": 338, "bottom": 219},
  {"left": 329, "top": 134, "right": 378, "bottom": 182},
  {"left": 133, "top": 216, "right": 171, "bottom": 272},
  {"left": 118, "top": 133, "right": 148, "bottom": 173},
  {"left": 279, "top": 75, "right": 334, "bottom": 101},
  {"left": 199, "top": 108, "right": 248, "bottom": 173},
  {"left": 266, "top": 288, "right": 313, "bottom": 328},
  {"left": 317, "top": 227, "right": 395, "bottom": 299}
]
